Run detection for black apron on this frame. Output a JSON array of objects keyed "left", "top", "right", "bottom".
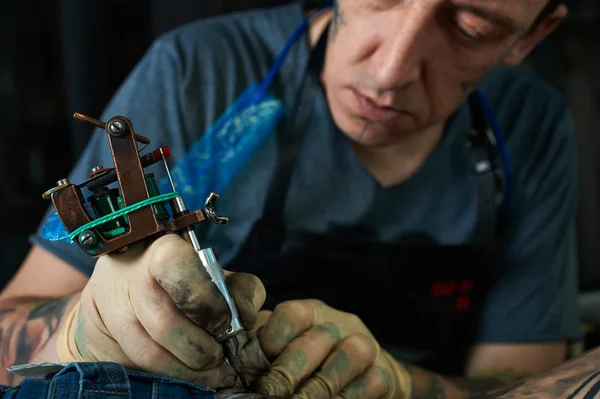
[{"left": 227, "top": 27, "right": 505, "bottom": 375}]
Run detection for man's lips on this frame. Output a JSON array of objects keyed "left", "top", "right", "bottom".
[{"left": 352, "top": 90, "right": 408, "bottom": 126}]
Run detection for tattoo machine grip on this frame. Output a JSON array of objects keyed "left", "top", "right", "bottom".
[{"left": 197, "top": 248, "right": 244, "bottom": 340}]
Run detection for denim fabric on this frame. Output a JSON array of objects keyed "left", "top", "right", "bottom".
[{"left": 0, "top": 362, "right": 217, "bottom": 399}]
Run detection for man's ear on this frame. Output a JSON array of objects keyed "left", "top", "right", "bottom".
[{"left": 503, "top": 4, "right": 568, "bottom": 66}]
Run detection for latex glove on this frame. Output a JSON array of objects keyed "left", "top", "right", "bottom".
[
  {"left": 56, "top": 234, "right": 266, "bottom": 389},
  {"left": 253, "top": 300, "right": 411, "bottom": 399},
  {"left": 235, "top": 310, "right": 273, "bottom": 383}
]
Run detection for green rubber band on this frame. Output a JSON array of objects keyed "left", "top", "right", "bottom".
[{"left": 69, "top": 192, "right": 181, "bottom": 241}]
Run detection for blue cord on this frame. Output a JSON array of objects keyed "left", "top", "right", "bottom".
[
  {"left": 475, "top": 89, "right": 513, "bottom": 213},
  {"left": 252, "top": 3, "right": 333, "bottom": 105}
]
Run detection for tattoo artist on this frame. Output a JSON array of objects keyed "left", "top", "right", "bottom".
[{"left": 0, "top": 0, "right": 582, "bottom": 398}]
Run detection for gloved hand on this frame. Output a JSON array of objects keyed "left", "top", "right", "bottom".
[
  {"left": 56, "top": 234, "right": 266, "bottom": 389},
  {"left": 235, "top": 310, "right": 273, "bottom": 384},
  {"left": 253, "top": 300, "right": 412, "bottom": 399}
]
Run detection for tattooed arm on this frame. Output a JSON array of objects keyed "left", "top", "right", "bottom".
[
  {"left": 402, "top": 364, "right": 516, "bottom": 399},
  {"left": 402, "top": 342, "right": 568, "bottom": 399},
  {"left": 0, "top": 295, "right": 81, "bottom": 385},
  {"left": 469, "top": 348, "right": 600, "bottom": 399},
  {"left": 450, "top": 372, "right": 530, "bottom": 397},
  {"left": 0, "top": 246, "right": 89, "bottom": 385}
]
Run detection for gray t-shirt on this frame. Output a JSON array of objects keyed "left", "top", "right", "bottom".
[{"left": 32, "top": 2, "right": 579, "bottom": 350}]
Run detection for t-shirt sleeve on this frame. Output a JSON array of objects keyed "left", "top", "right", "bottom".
[
  {"left": 474, "top": 99, "right": 580, "bottom": 343},
  {"left": 29, "top": 37, "right": 189, "bottom": 277}
]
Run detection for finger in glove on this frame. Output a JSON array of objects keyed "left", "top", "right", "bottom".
[
  {"left": 128, "top": 271, "right": 225, "bottom": 370},
  {"left": 148, "top": 235, "right": 232, "bottom": 335}
]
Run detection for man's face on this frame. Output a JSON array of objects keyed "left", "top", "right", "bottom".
[{"left": 321, "top": 0, "right": 566, "bottom": 147}]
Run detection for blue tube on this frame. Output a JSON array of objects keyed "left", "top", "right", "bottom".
[
  {"left": 476, "top": 89, "right": 514, "bottom": 213},
  {"left": 253, "top": 3, "right": 333, "bottom": 104}
]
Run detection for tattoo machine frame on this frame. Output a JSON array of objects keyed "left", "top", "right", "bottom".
[
  {"left": 42, "top": 113, "right": 250, "bottom": 388},
  {"left": 42, "top": 113, "right": 227, "bottom": 256}
]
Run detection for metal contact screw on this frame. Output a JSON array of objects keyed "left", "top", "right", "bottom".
[
  {"left": 109, "top": 119, "right": 126, "bottom": 135},
  {"left": 79, "top": 230, "right": 98, "bottom": 248}
]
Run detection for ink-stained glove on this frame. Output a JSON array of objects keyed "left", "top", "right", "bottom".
[
  {"left": 253, "top": 300, "right": 412, "bottom": 399},
  {"left": 234, "top": 310, "right": 273, "bottom": 385},
  {"left": 56, "top": 234, "right": 266, "bottom": 389}
]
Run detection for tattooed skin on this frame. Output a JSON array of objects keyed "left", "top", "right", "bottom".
[
  {"left": 406, "top": 354, "right": 600, "bottom": 399},
  {"left": 455, "top": 378, "right": 512, "bottom": 397},
  {"left": 471, "top": 381, "right": 528, "bottom": 399},
  {"left": 408, "top": 363, "right": 542, "bottom": 399},
  {"left": 405, "top": 364, "right": 447, "bottom": 399},
  {"left": 0, "top": 296, "right": 73, "bottom": 385},
  {"left": 468, "top": 349, "right": 600, "bottom": 399},
  {"left": 330, "top": 1, "right": 345, "bottom": 41},
  {"left": 452, "top": 370, "right": 533, "bottom": 397}
]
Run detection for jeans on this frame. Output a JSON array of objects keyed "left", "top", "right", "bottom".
[{"left": 0, "top": 362, "right": 217, "bottom": 399}]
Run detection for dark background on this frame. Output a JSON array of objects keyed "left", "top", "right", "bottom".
[{"left": 0, "top": 0, "right": 599, "bottom": 309}]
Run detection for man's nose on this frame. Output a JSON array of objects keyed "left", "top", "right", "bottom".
[{"left": 372, "top": 4, "right": 434, "bottom": 92}]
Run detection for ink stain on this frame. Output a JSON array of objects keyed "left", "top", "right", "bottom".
[
  {"left": 357, "top": 120, "right": 371, "bottom": 143},
  {"left": 330, "top": 1, "right": 345, "bottom": 40},
  {"left": 280, "top": 349, "right": 308, "bottom": 374},
  {"left": 271, "top": 315, "right": 297, "bottom": 351},
  {"left": 315, "top": 322, "right": 342, "bottom": 341},
  {"left": 167, "top": 326, "right": 223, "bottom": 369},
  {"left": 74, "top": 310, "right": 90, "bottom": 359},
  {"left": 165, "top": 278, "right": 231, "bottom": 336},
  {"left": 346, "top": 380, "right": 369, "bottom": 398},
  {"left": 236, "top": 334, "right": 271, "bottom": 378},
  {"left": 377, "top": 366, "right": 393, "bottom": 392},
  {"left": 557, "top": 377, "right": 578, "bottom": 386},
  {"left": 322, "top": 349, "right": 351, "bottom": 379}
]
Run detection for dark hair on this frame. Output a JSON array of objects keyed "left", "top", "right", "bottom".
[{"left": 531, "top": 0, "right": 564, "bottom": 29}]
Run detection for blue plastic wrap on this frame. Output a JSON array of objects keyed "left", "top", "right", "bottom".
[
  {"left": 41, "top": 210, "right": 72, "bottom": 243},
  {"left": 156, "top": 7, "right": 336, "bottom": 209},
  {"left": 158, "top": 83, "right": 284, "bottom": 211},
  {"left": 41, "top": 203, "right": 97, "bottom": 243}
]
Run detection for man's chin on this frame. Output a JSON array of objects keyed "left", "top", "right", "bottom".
[{"left": 337, "top": 118, "right": 419, "bottom": 148}]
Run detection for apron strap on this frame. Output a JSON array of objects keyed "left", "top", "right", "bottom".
[
  {"left": 262, "top": 25, "right": 330, "bottom": 225},
  {"left": 467, "top": 94, "right": 502, "bottom": 250}
]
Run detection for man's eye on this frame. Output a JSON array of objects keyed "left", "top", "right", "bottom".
[
  {"left": 456, "top": 25, "right": 481, "bottom": 42},
  {"left": 451, "top": 12, "right": 495, "bottom": 45}
]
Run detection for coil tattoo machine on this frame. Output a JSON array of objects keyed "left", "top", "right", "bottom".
[{"left": 42, "top": 113, "right": 250, "bottom": 388}]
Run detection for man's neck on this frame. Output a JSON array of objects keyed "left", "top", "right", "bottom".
[{"left": 351, "top": 123, "right": 446, "bottom": 188}]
